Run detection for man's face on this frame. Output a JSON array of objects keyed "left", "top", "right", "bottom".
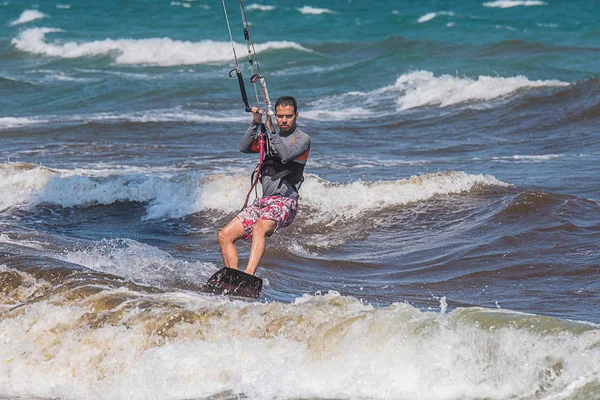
[{"left": 275, "top": 105, "right": 297, "bottom": 132}]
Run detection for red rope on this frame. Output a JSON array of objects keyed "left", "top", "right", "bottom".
[{"left": 242, "top": 131, "right": 265, "bottom": 209}]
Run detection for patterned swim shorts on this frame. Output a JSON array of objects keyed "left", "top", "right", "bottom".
[{"left": 237, "top": 195, "right": 299, "bottom": 240}]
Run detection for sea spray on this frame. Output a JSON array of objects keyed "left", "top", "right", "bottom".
[{"left": 0, "top": 284, "right": 597, "bottom": 400}]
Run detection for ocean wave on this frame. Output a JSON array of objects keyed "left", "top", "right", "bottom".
[
  {"left": 9, "top": 9, "right": 47, "bottom": 26},
  {"left": 483, "top": 0, "right": 547, "bottom": 8},
  {"left": 0, "top": 109, "right": 248, "bottom": 131},
  {"left": 40, "top": 172, "right": 204, "bottom": 219},
  {"left": 11, "top": 27, "right": 310, "bottom": 66},
  {"left": 298, "top": 6, "right": 335, "bottom": 15},
  {"left": 490, "top": 154, "right": 561, "bottom": 162},
  {"left": 556, "top": 78, "right": 600, "bottom": 123},
  {"left": 392, "top": 70, "right": 568, "bottom": 110},
  {"left": 0, "top": 116, "right": 47, "bottom": 129},
  {"left": 0, "top": 162, "right": 202, "bottom": 219},
  {"left": 496, "top": 191, "right": 600, "bottom": 221},
  {"left": 0, "top": 273, "right": 597, "bottom": 400},
  {"left": 246, "top": 4, "right": 275, "bottom": 11},
  {"left": 170, "top": 1, "right": 191, "bottom": 8},
  {"left": 184, "top": 170, "right": 511, "bottom": 224},
  {"left": 0, "top": 162, "right": 56, "bottom": 213},
  {"left": 417, "top": 11, "right": 455, "bottom": 24},
  {"left": 58, "top": 238, "right": 215, "bottom": 289},
  {"left": 303, "top": 70, "right": 569, "bottom": 119},
  {"left": 0, "top": 163, "right": 510, "bottom": 221},
  {"left": 82, "top": 109, "right": 248, "bottom": 124},
  {"left": 476, "top": 39, "right": 592, "bottom": 57},
  {"left": 301, "top": 171, "right": 510, "bottom": 222}
]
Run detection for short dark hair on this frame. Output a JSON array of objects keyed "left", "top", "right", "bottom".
[{"left": 275, "top": 96, "right": 297, "bottom": 114}]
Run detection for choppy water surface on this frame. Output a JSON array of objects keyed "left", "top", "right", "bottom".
[{"left": 1, "top": 0, "right": 599, "bottom": 399}]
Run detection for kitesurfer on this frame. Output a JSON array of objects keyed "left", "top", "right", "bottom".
[{"left": 217, "top": 96, "right": 311, "bottom": 275}]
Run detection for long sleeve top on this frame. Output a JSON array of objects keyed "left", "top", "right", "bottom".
[{"left": 240, "top": 121, "right": 311, "bottom": 199}]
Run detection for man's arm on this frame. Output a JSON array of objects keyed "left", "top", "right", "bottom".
[
  {"left": 240, "top": 107, "right": 265, "bottom": 153},
  {"left": 239, "top": 121, "right": 261, "bottom": 153}
]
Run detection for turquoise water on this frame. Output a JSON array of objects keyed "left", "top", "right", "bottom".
[{"left": 2, "top": 0, "right": 599, "bottom": 119}]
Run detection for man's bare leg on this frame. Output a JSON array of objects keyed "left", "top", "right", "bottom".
[
  {"left": 245, "top": 219, "right": 276, "bottom": 275},
  {"left": 217, "top": 217, "right": 246, "bottom": 269}
]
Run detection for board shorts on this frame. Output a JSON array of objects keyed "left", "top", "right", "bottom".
[{"left": 237, "top": 195, "right": 299, "bottom": 240}]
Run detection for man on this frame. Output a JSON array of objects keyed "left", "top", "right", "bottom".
[{"left": 218, "top": 96, "right": 310, "bottom": 276}]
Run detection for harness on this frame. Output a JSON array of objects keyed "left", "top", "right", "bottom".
[
  {"left": 262, "top": 154, "right": 307, "bottom": 192},
  {"left": 250, "top": 137, "right": 310, "bottom": 194}
]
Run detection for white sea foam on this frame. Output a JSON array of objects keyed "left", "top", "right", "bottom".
[
  {"left": 0, "top": 162, "right": 56, "bottom": 212},
  {"left": 194, "top": 171, "right": 511, "bottom": 223},
  {"left": 0, "top": 162, "right": 202, "bottom": 219},
  {"left": 170, "top": 1, "right": 191, "bottom": 8},
  {"left": 0, "top": 289, "right": 597, "bottom": 400},
  {"left": 1, "top": 108, "right": 247, "bottom": 130},
  {"left": 194, "top": 173, "right": 253, "bottom": 214},
  {"left": 10, "top": 9, "right": 47, "bottom": 26},
  {"left": 418, "top": 11, "right": 455, "bottom": 23},
  {"left": 491, "top": 154, "right": 561, "bottom": 162},
  {"left": 483, "top": 0, "right": 547, "bottom": 8},
  {"left": 38, "top": 172, "right": 206, "bottom": 220},
  {"left": 298, "top": 6, "right": 334, "bottom": 15},
  {"left": 12, "top": 28, "right": 309, "bottom": 66},
  {"left": 80, "top": 108, "right": 248, "bottom": 124},
  {"left": 0, "top": 233, "right": 49, "bottom": 251},
  {"left": 301, "top": 171, "right": 510, "bottom": 222},
  {"left": 59, "top": 238, "right": 215, "bottom": 288},
  {"left": 56, "top": 4, "right": 70, "bottom": 9},
  {"left": 246, "top": 4, "right": 275, "bottom": 11},
  {"left": 302, "top": 106, "right": 378, "bottom": 121},
  {"left": 0, "top": 163, "right": 511, "bottom": 221},
  {"left": 0, "top": 116, "right": 47, "bottom": 129},
  {"left": 392, "top": 70, "right": 569, "bottom": 110},
  {"left": 31, "top": 69, "right": 92, "bottom": 83},
  {"left": 310, "top": 155, "right": 424, "bottom": 171},
  {"left": 57, "top": 164, "right": 191, "bottom": 179},
  {"left": 418, "top": 12, "right": 437, "bottom": 23},
  {"left": 303, "top": 70, "right": 569, "bottom": 119}
]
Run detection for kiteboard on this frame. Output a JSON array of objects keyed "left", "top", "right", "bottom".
[{"left": 202, "top": 267, "right": 263, "bottom": 300}]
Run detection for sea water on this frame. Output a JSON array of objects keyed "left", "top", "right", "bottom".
[{"left": 1, "top": 1, "right": 599, "bottom": 399}]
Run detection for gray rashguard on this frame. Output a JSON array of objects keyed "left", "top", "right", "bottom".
[{"left": 240, "top": 120, "right": 311, "bottom": 200}]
